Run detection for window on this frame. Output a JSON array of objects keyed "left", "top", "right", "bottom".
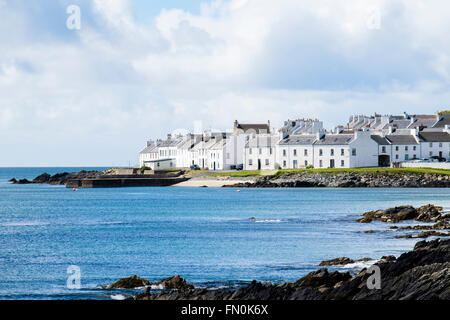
[
  {"left": 265, "top": 159, "right": 269, "bottom": 166},
  {"left": 395, "top": 146, "right": 399, "bottom": 151},
  {"left": 319, "top": 160, "right": 323, "bottom": 167},
  {"left": 249, "top": 148, "right": 252, "bottom": 155},
  {"left": 283, "top": 160, "right": 287, "bottom": 167},
  {"left": 381, "top": 146, "right": 386, "bottom": 153},
  {"left": 413, "top": 146, "right": 416, "bottom": 151},
  {"left": 319, "top": 149, "right": 323, "bottom": 156},
  {"left": 341, "top": 160, "right": 345, "bottom": 167},
  {"left": 304, "top": 149, "right": 308, "bottom": 156},
  {"left": 305, "top": 160, "right": 308, "bottom": 166},
  {"left": 439, "top": 143, "right": 443, "bottom": 148},
  {"left": 283, "top": 149, "right": 287, "bottom": 157},
  {"left": 405, "top": 146, "right": 408, "bottom": 151},
  {"left": 429, "top": 151, "right": 432, "bottom": 156},
  {"left": 429, "top": 142, "right": 433, "bottom": 147},
  {"left": 269, "top": 147, "right": 273, "bottom": 155},
  {"left": 330, "top": 149, "right": 334, "bottom": 156},
  {"left": 341, "top": 149, "right": 345, "bottom": 156},
  {"left": 395, "top": 154, "right": 399, "bottom": 159},
  {"left": 352, "top": 148, "right": 356, "bottom": 156},
  {"left": 259, "top": 148, "right": 262, "bottom": 155},
  {"left": 293, "top": 149, "right": 297, "bottom": 156},
  {"left": 249, "top": 159, "right": 253, "bottom": 166}
]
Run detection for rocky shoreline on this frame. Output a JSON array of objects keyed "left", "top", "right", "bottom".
[
  {"left": 9, "top": 170, "right": 104, "bottom": 185},
  {"left": 226, "top": 171, "right": 450, "bottom": 188},
  {"left": 109, "top": 239, "right": 449, "bottom": 300},
  {"left": 103, "top": 204, "right": 449, "bottom": 300}
]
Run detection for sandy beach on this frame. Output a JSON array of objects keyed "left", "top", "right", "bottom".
[{"left": 173, "top": 176, "right": 256, "bottom": 187}]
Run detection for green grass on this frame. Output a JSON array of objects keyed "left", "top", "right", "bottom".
[
  {"left": 209, "top": 167, "right": 450, "bottom": 178},
  {"left": 209, "top": 170, "right": 263, "bottom": 177}
]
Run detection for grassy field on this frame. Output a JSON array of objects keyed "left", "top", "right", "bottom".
[{"left": 209, "top": 167, "right": 450, "bottom": 178}]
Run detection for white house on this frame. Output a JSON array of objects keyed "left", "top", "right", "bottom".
[
  {"left": 277, "top": 134, "right": 317, "bottom": 169},
  {"left": 244, "top": 135, "right": 278, "bottom": 170},
  {"left": 418, "top": 131, "right": 450, "bottom": 160},
  {"left": 384, "top": 134, "right": 420, "bottom": 163},
  {"left": 313, "top": 131, "right": 379, "bottom": 168}
]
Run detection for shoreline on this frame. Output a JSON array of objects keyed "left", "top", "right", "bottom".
[
  {"left": 110, "top": 238, "right": 449, "bottom": 300},
  {"left": 8, "top": 168, "right": 450, "bottom": 188}
]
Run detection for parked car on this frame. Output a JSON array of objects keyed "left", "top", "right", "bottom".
[
  {"left": 430, "top": 156, "right": 446, "bottom": 162},
  {"left": 236, "top": 164, "right": 244, "bottom": 171},
  {"left": 190, "top": 164, "right": 201, "bottom": 170}
]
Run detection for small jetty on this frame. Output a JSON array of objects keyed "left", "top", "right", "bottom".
[
  {"left": 66, "top": 169, "right": 188, "bottom": 188},
  {"left": 10, "top": 168, "right": 189, "bottom": 189}
]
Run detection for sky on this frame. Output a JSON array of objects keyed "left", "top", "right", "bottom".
[{"left": 1, "top": 0, "right": 450, "bottom": 166}]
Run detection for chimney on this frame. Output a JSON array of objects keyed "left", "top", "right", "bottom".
[
  {"left": 316, "top": 132, "right": 325, "bottom": 140},
  {"left": 167, "top": 133, "right": 172, "bottom": 139}
]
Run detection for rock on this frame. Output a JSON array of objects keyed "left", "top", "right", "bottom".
[
  {"left": 109, "top": 275, "right": 150, "bottom": 289},
  {"left": 151, "top": 275, "right": 194, "bottom": 290},
  {"left": 357, "top": 204, "right": 444, "bottom": 223},
  {"left": 380, "top": 255, "right": 396, "bottom": 262},
  {"left": 292, "top": 269, "right": 352, "bottom": 289},
  {"left": 8, "top": 178, "right": 17, "bottom": 184},
  {"left": 32, "top": 173, "right": 51, "bottom": 183},
  {"left": 132, "top": 239, "right": 450, "bottom": 300},
  {"left": 417, "top": 231, "right": 449, "bottom": 238},
  {"left": 225, "top": 172, "right": 450, "bottom": 189},
  {"left": 319, "top": 257, "right": 354, "bottom": 266}
]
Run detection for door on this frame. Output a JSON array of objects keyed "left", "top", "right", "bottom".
[
  {"left": 439, "top": 151, "right": 443, "bottom": 158},
  {"left": 293, "top": 160, "right": 298, "bottom": 169},
  {"left": 258, "top": 159, "right": 261, "bottom": 170},
  {"left": 330, "top": 159, "right": 335, "bottom": 168}
]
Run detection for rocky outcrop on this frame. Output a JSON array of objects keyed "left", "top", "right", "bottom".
[
  {"left": 318, "top": 257, "right": 373, "bottom": 266},
  {"left": 130, "top": 239, "right": 450, "bottom": 300},
  {"left": 226, "top": 172, "right": 450, "bottom": 188},
  {"left": 151, "top": 275, "right": 194, "bottom": 290},
  {"left": 109, "top": 275, "right": 193, "bottom": 291},
  {"left": 357, "top": 204, "right": 445, "bottom": 223},
  {"left": 11, "top": 170, "right": 103, "bottom": 185},
  {"left": 109, "top": 275, "right": 150, "bottom": 289}
]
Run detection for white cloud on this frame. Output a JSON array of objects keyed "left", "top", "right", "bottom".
[{"left": 0, "top": 0, "right": 450, "bottom": 166}]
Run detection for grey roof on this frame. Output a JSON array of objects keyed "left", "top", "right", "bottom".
[
  {"left": 314, "top": 134, "right": 354, "bottom": 145},
  {"left": 157, "top": 138, "right": 184, "bottom": 148},
  {"left": 236, "top": 123, "right": 271, "bottom": 134},
  {"left": 279, "top": 135, "right": 317, "bottom": 145},
  {"left": 246, "top": 136, "right": 278, "bottom": 148},
  {"left": 139, "top": 145, "right": 158, "bottom": 154},
  {"left": 371, "top": 135, "right": 390, "bottom": 145},
  {"left": 385, "top": 135, "right": 418, "bottom": 145},
  {"left": 433, "top": 114, "right": 450, "bottom": 128},
  {"left": 407, "top": 118, "right": 437, "bottom": 129},
  {"left": 419, "top": 132, "right": 450, "bottom": 142}
]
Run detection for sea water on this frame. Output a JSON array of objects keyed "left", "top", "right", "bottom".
[{"left": 0, "top": 167, "right": 449, "bottom": 300}]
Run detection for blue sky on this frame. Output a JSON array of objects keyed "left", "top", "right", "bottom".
[
  {"left": 1, "top": 0, "right": 450, "bottom": 166},
  {"left": 131, "top": 0, "right": 207, "bottom": 20}
]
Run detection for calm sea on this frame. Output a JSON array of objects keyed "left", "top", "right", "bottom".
[{"left": 0, "top": 167, "right": 449, "bottom": 300}]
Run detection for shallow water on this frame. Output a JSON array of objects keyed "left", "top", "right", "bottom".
[{"left": 0, "top": 167, "right": 449, "bottom": 300}]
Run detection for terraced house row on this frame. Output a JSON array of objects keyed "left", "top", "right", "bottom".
[{"left": 139, "top": 112, "right": 450, "bottom": 170}]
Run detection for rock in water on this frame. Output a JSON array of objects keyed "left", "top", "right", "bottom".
[
  {"left": 319, "top": 257, "right": 355, "bottom": 266},
  {"left": 357, "top": 204, "right": 444, "bottom": 223},
  {"left": 151, "top": 275, "right": 194, "bottom": 290},
  {"left": 109, "top": 275, "right": 150, "bottom": 289}
]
